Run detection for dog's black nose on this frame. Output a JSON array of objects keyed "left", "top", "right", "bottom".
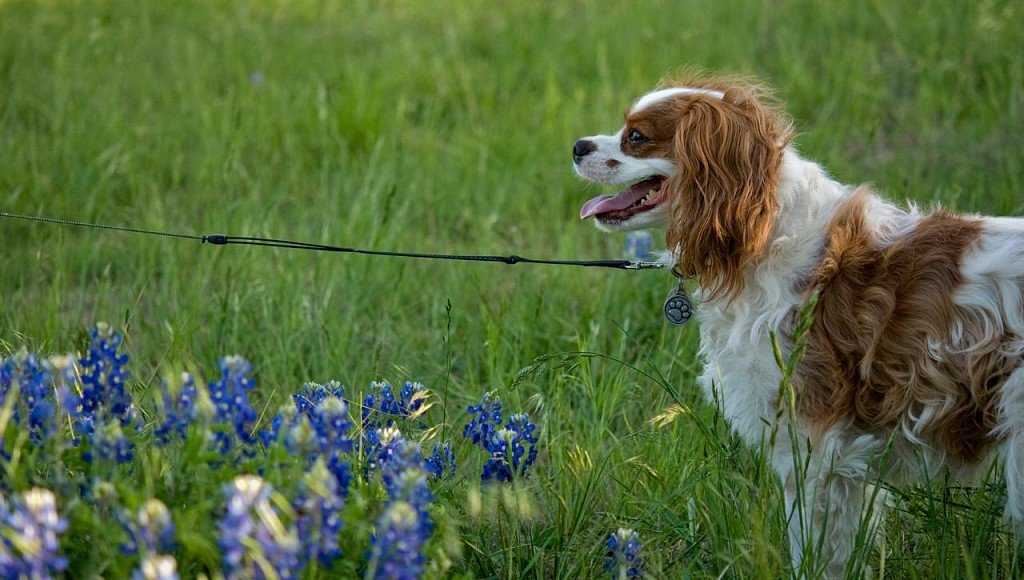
[{"left": 573, "top": 139, "right": 597, "bottom": 164}]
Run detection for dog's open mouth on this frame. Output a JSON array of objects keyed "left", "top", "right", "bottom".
[{"left": 579, "top": 176, "right": 667, "bottom": 222}]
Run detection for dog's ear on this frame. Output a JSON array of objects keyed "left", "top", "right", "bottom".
[{"left": 664, "top": 88, "right": 789, "bottom": 300}]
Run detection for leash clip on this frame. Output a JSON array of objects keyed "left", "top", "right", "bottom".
[{"left": 623, "top": 261, "right": 667, "bottom": 270}]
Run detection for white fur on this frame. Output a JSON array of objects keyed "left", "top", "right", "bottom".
[
  {"left": 575, "top": 90, "right": 1024, "bottom": 576},
  {"left": 632, "top": 87, "right": 724, "bottom": 111}
]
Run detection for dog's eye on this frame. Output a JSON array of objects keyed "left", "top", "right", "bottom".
[{"left": 628, "top": 129, "right": 646, "bottom": 145}]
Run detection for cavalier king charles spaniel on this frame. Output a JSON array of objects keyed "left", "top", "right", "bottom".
[{"left": 573, "top": 73, "right": 1024, "bottom": 576}]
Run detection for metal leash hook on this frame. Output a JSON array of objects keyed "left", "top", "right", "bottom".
[{"left": 663, "top": 266, "right": 694, "bottom": 326}]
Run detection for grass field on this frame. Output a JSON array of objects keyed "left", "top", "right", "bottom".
[{"left": 1, "top": 0, "right": 1023, "bottom": 577}]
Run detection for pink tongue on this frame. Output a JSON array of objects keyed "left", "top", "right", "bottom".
[{"left": 579, "top": 184, "right": 649, "bottom": 219}]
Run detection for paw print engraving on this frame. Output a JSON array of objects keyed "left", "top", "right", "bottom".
[{"left": 663, "top": 293, "right": 693, "bottom": 326}]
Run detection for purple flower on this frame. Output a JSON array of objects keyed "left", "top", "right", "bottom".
[
  {"left": 423, "top": 441, "right": 456, "bottom": 480},
  {"left": 292, "top": 381, "right": 345, "bottom": 416},
  {"left": 605, "top": 528, "right": 643, "bottom": 578},
  {"left": 88, "top": 421, "right": 134, "bottom": 464},
  {"left": 311, "top": 397, "right": 354, "bottom": 456},
  {"left": 464, "top": 394, "right": 539, "bottom": 482},
  {"left": 293, "top": 461, "right": 345, "bottom": 568},
  {"left": 1, "top": 350, "right": 56, "bottom": 444},
  {"left": 366, "top": 427, "right": 411, "bottom": 474},
  {"left": 208, "top": 356, "right": 259, "bottom": 453},
  {"left": 46, "top": 354, "right": 89, "bottom": 438},
  {"left": 122, "top": 499, "right": 176, "bottom": 556},
  {"left": 218, "top": 475, "right": 301, "bottom": 579},
  {"left": 368, "top": 431, "right": 434, "bottom": 579},
  {"left": 78, "top": 323, "right": 135, "bottom": 426},
  {"left": 364, "top": 429, "right": 434, "bottom": 579},
  {"left": 362, "top": 381, "right": 426, "bottom": 432},
  {"left": 263, "top": 386, "right": 354, "bottom": 491},
  {"left": 0, "top": 488, "right": 68, "bottom": 578},
  {"left": 155, "top": 372, "right": 198, "bottom": 443},
  {"left": 367, "top": 501, "right": 428, "bottom": 580},
  {"left": 462, "top": 392, "right": 503, "bottom": 446}
]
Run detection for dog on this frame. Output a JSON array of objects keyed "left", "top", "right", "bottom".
[{"left": 572, "top": 72, "right": 1024, "bottom": 576}]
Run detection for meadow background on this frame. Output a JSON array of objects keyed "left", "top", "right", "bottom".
[{"left": 1, "top": 0, "right": 1022, "bottom": 577}]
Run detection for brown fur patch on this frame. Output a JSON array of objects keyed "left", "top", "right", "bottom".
[
  {"left": 797, "top": 190, "right": 1011, "bottom": 462},
  {"left": 636, "top": 73, "right": 793, "bottom": 300}
]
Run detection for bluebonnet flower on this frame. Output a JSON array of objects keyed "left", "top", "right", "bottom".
[
  {"left": 481, "top": 414, "right": 538, "bottom": 483},
  {"left": 219, "top": 475, "right": 302, "bottom": 579},
  {"left": 122, "top": 499, "right": 177, "bottom": 556},
  {"left": 366, "top": 427, "right": 412, "bottom": 473},
  {"left": 88, "top": 421, "right": 134, "bottom": 464},
  {"left": 263, "top": 388, "right": 354, "bottom": 492},
  {"left": 312, "top": 397, "right": 354, "bottom": 490},
  {"left": 362, "top": 381, "right": 427, "bottom": 432},
  {"left": 605, "top": 528, "right": 643, "bottom": 578},
  {"left": 0, "top": 350, "right": 56, "bottom": 444},
  {"left": 277, "top": 410, "right": 317, "bottom": 458},
  {"left": 373, "top": 432, "right": 434, "bottom": 576},
  {"left": 259, "top": 404, "right": 293, "bottom": 448},
  {"left": 311, "top": 397, "right": 355, "bottom": 456},
  {"left": 382, "top": 467, "right": 432, "bottom": 528},
  {"left": 259, "top": 380, "right": 338, "bottom": 446},
  {"left": 292, "top": 381, "right": 345, "bottom": 416},
  {"left": 155, "top": 372, "right": 198, "bottom": 443},
  {"left": 367, "top": 501, "right": 428, "bottom": 580},
  {"left": 41, "top": 354, "right": 93, "bottom": 445},
  {"left": 122, "top": 499, "right": 180, "bottom": 579},
  {"left": 208, "top": 356, "right": 259, "bottom": 453},
  {"left": 134, "top": 555, "right": 179, "bottom": 580},
  {"left": 464, "top": 394, "right": 539, "bottom": 482},
  {"left": 293, "top": 461, "right": 345, "bottom": 568},
  {"left": 78, "top": 323, "right": 135, "bottom": 426},
  {"left": 623, "top": 231, "right": 654, "bottom": 261},
  {"left": 363, "top": 428, "right": 434, "bottom": 579},
  {"left": 462, "top": 392, "right": 503, "bottom": 447},
  {"left": 423, "top": 441, "right": 456, "bottom": 480},
  {"left": 0, "top": 488, "right": 68, "bottom": 578}
]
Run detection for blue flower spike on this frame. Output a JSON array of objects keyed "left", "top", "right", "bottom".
[
  {"left": 79, "top": 322, "right": 134, "bottom": 425},
  {"left": 462, "top": 392, "right": 503, "bottom": 446},
  {"left": 367, "top": 501, "right": 428, "bottom": 580},
  {"left": 5, "top": 351, "right": 59, "bottom": 444},
  {"left": 605, "top": 527, "right": 643, "bottom": 578},
  {"left": 293, "top": 461, "right": 345, "bottom": 569},
  {"left": 136, "top": 500, "right": 177, "bottom": 555},
  {"left": 208, "top": 356, "right": 260, "bottom": 452},
  {"left": 424, "top": 442, "right": 456, "bottom": 480},
  {"left": 464, "top": 394, "right": 539, "bottom": 482},
  {"left": 0, "top": 488, "right": 69, "bottom": 578},
  {"left": 218, "top": 475, "right": 301, "bottom": 579},
  {"left": 363, "top": 381, "right": 430, "bottom": 432},
  {"left": 156, "top": 372, "right": 198, "bottom": 443}
]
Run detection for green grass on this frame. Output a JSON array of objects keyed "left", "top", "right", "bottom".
[{"left": 1, "top": 0, "right": 1022, "bottom": 577}]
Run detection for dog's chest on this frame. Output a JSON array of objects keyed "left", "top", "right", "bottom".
[{"left": 694, "top": 296, "right": 797, "bottom": 446}]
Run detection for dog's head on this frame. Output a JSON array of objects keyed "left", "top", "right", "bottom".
[{"left": 574, "top": 74, "right": 792, "bottom": 298}]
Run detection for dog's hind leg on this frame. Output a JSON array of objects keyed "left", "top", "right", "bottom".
[
  {"left": 778, "top": 430, "right": 885, "bottom": 578},
  {"left": 995, "top": 367, "right": 1024, "bottom": 537}
]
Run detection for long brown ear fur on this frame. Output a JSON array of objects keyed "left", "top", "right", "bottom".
[{"left": 664, "top": 81, "right": 791, "bottom": 300}]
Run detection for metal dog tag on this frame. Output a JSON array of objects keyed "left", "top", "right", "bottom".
[{"left": 663, "top": 277, "right": 694, "bottom": 326}]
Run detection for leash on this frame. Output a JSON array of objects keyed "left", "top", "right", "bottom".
[{"left": 0, "top": 210, "right": 666, "bottom": 271}]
